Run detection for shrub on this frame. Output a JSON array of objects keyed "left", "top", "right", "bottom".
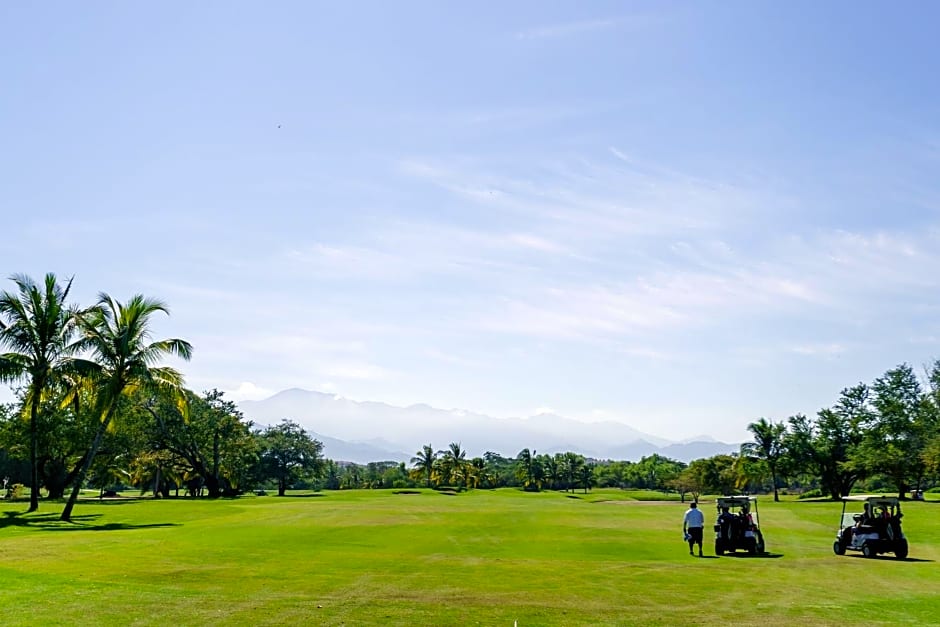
[{"left": 798, "top": 488, "right": 824, "bottom": 499}]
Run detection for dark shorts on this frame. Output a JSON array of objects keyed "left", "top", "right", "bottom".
[{"left": 688, "top": 527, "right": 703, "bottom": 543}]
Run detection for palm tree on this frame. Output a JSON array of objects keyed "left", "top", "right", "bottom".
[
  {"left": 542, "top": 454, "right": 561, "bottom": 490},
  {"left": 741, "top": 417, "right": 787, "bottom": 502},
  {"left": 578, "top": 463, "right": 596, "bottom": 494},
  {"left": 410, "top": 444, "right": 437, "bottom": 487},
  {"left": 515, "top": 448, "right": 541, "bottom": 491},
  {"left": 60, "top": 294, "right": 191, "bottom": 521},
  {"left": 468, "top": 457, "right": 485, "bottom": 488},
  {"left": 0, "top": 273, "right": 78, "bottom": 512},
  {"left": 441, "top": 442, "right": 469, "bottom": 487},
  {"left": 563, "top": 452, "right": 584, "bottom": 493}
]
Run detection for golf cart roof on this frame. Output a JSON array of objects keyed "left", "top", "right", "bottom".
[
  {"left": 841, "top": 495, "right": 901, "bottom": 506},
  {"left": 717, "top": 495, "right": 757, "bottom": 506}
]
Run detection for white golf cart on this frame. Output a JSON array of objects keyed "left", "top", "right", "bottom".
[{"left": 833, "top": 495, "right": 908, "bottom": 559}]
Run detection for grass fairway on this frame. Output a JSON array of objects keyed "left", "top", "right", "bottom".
[{"left": 1, "top": 489, "right": 938, "bottom": 626}]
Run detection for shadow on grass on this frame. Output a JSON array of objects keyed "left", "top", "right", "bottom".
[
  {"left": 280, "top": 493, "right": 327, "bottom": 498},
  {"left": 721, "top": 552, "right": 784, "bottom": 559},
  {"left": 844, "top": 554, "right": 933, "bottom": 563},
  {"left": 81, "top": 498, "right": 147, "bottom": 506},
  {"left": 45, "top": 521, "right": 180, "bottom": 532},
  {"left": 1, "top": 511, "right": 61, "bottom": 529},
  {"left": 1, "top": 510, "right": 179, "bottom": 532}
]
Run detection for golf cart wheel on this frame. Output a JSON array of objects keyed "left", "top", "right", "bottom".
[
  {"left": 756, "top": 537, "right": 766, "bottom": 555},
  {"left": 748, "top": 538, "right": 757, "bottom": 555},
  {"left": 833, "top": 540, "right": 846, "bottom": 556},
  {"left": 862, "top": 543, "right": 874, "bottom": 558},
  {"left": 715, "top": 541, "right": 724, "bottom": 556},
  {"left": 895, "top": 539, "right": 909, "bottom": 560}
]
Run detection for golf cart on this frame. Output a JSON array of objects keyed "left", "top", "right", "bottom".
[
  {"left": 833, "top": 495, "right": 907, "bottom": 559},
  {"left": 714, "top": 496, "right": 765, "bottom": 555}
]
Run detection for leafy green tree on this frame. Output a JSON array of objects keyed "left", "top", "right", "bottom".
[
  {"left": 129, "top": 449, "right": 185, "bottom": 497},
  {"left": 741, "top": 418, "right": 787, "bottom": 501},
  {"left": 361, "top": 461, "right": 405, "bottom": 488},
  {"left": 634, "top": 454, "right": 684, "bottom": 491},
  {"left": 855, "top": 364, "right": 924, "bottom": 498},
  {"left": 322, "top": 460, "right": 341, "bottom": 489},
  {"left": 482, "top": 451, "right": 514, "bottom": 487},
  {"left": 666, "top": 466, "right": 701, "bottom": 502},
  {"left": 0, "top": 402, "right": 29, "bottom": 489},
  {"left": 0, "top": 273, "right": 78, "bottom": 512},
  {"left": 60, "top": 294, "right": 192, "bottom": 521},
  {"left": 410, "top": 444, "right": 437, "bottom": 487},
  {"left": 145, "top": 389, "right": 257, "bottom": 497},
  {"left": 595, "top": 460, "right": 632, "bottom": 489},
  {"left": 687, "top": 454, "right": 737, "bottom": 495},
  {"left": 922, "top": 432, "right": 940, "bottom": 483},
  {"left": 341, "top": 463, "right": 363, "bottom": 489},
  {"left": 912, "top": 360, "right": 940, "bottom": 492},
  {"left": 36, "top": 400, "right": 97, "bottom": 499},
  {"left": 815, "top": 385, "right": 870, "bottom": 498},
  {"left": 259, "top": 419, "right": 324, "bottom": 496},
  {"left": 731, "top": 453, "right": 768, "bottom": 493}
]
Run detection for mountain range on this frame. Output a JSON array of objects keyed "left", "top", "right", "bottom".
[{"left": 237, "top": 388, "right": 739, "bottom": 464}]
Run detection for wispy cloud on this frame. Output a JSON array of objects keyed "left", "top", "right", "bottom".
[
  {"left": 398, "top": 154, "right": 764, "bottom": 240},
  {"left": 224, "top": 381, "right": 276, "bottom": 402},
  {"left": 789, "top": 343, "right": 847, "bottom": 357}
]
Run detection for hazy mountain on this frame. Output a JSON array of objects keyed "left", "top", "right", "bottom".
[
  {"left": 309, "top": 432, "right": 411, "bottom": 465},
  {"left": 238, "top": 388, "right": 738, "bottom": 464}
]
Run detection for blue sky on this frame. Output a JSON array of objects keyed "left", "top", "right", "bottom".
[{"left": 3, "top": 1, "right": 940, "bottom": 441}]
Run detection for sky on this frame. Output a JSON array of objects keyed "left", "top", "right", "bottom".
[{"left": 3, "top": 1, "right": 940, "bottom": 442}]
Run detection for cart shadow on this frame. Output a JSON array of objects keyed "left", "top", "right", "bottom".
[
  {"left": 721, "top": 552, "right": 784, "bottom": 559},
  {"left": 844, "top": 554, "right": 933, "bottom": 562}
]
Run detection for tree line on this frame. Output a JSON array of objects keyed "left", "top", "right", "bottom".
[
  {"left": 0, "top": 273, "right": 326, "bottom": 518},
  {"left": 3, "top": 273, "right": 940, "bottom": 513}
]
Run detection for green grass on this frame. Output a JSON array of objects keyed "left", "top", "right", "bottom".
[{"left": 1, "top": 489, "right": 938, "bottom": 625}]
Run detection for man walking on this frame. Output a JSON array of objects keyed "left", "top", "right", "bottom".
[{"left": 683, "top": 501, "right": 705, "bottom": 556}]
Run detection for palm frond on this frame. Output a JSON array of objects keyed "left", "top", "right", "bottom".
[{"left": 0, "top": 353, "right": 29, "bottom": 382}]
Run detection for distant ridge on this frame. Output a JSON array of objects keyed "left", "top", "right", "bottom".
[{"left": 238, "top": 389, "right": 739, "bottom": 464}]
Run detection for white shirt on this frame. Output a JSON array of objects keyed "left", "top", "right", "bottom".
[{"left": 683, "top": 507, "right": 705, "bottom": 528}]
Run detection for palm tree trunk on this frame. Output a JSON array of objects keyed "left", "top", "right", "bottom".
[
  {"left": 28, "top": 392, "right": 41, "bottom": 512},
  {"left": 60, "top": 412, "right": 112, "bottom": 522}
]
